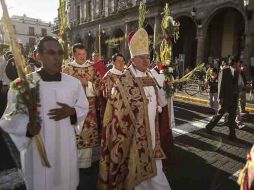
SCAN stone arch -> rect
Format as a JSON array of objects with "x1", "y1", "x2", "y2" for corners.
[
  {"x1": 145, "y1": 23, "x2": 154, "y2": 60},
  {"x1": 74, "y1": 33, "x2": 83, "y2": 44},
  {"x1": 173, "y1": 16, "x2": 197, "y2": 70},
  {"x1": 145, "y1": 23, "x2": 154, "y2": 36},
  {"x1": 202, "y1": 6, "x2": 245, "y2": 64},
  {"x1": 84, "y1": 32, "x2": 94, "y2": 59},
  {"x1": 110, "y1": 28, "x2": 125, "y2": 54},
  {"x1": 202, "y1": 3, "x2": 246, "y2": 32},
  {"x1": 101, "y1": 31, "x2": 108, "y2": 59}
]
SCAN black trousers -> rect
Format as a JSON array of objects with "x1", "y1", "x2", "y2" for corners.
[
  {"x1": 207, "y1": 95, "x2": 238, "y2": 135},
  {"x1": 0, "y1": 85, "x2": 8, "y2": 118},
  {"x1": 0, "y1": 129, "x2": 27, "y2": 189},
  {"x1": 77, "y1": 161, "x2": 99, "y2": 190}
]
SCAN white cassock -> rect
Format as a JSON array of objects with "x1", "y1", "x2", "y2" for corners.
[
  {"x1": 130, "y1": 65, "x2": 171, "y2": 190},
  {"x1": 0, "y1": 72, "x2": 89, "y2": 190}
]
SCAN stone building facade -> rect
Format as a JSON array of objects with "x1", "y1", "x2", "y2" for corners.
[
  {"x1": 54, "y1": 0, "x2": 254, "y2": 75},
  {"x1": 0, "y1": 15, "x2": 54, "y2": 54}
]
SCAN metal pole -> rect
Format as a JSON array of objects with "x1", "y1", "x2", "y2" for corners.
[
  {"x1": 98, "y1": 24, "x2": 101, "y2": 57},
  {"x1": 153, "y1": 23, "x2": 156, "y2": 50}
]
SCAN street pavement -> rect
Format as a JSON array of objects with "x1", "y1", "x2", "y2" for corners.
[
  {"x1": 78, "y1": 99, "x2": 253, "y2": 190},
  {"x1": 167, "y1": 101, "x2": 254, "y2": 190}
]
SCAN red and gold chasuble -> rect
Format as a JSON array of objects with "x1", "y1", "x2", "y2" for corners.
[
  {"x1": 98, "y1": 68, "x2": 169, "y2": 190},
  {"x1": 100, "y1": 69, "x2": 122, "y2": 115},
  {"x1": 101, "y1": 71, "x2": 121, "y2": 99},
  {"x1": 63, "y1": 62, "x2": 101, "y2": 148}
]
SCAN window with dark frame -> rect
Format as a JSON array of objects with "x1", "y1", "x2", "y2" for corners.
[
  {"x1": 41, "y1": 28, "x2": 47, "y2": 36},
  {"x1": 29, "y1": 27, "x2": 35, "y2": 36},
  {"x1": 29, "y1": 37, "x2": 36, "y2": 47}
]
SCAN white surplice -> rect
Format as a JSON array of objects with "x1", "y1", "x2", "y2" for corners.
[
  {"x1": 0, "y1": 72, "x2": 89, "y2": 190},
  {"x1": 129, "y1": 65, "x2": 171, "y2": 190}
]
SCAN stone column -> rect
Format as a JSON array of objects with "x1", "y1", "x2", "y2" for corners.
[
  {"x1": 107, "y1": 27, "x2": 114, "y2": 58},
  {"x1": 244, "y1": 32, "x2": 254, "y2": 78},
  {"x1": 196, "y1": 26, "x2": 206, "y2": 65},
  {"x1": 244, "y1": 22, "x2": 254, "y2": 68},
  {"x1": 98, "y1": 0, "x2": 103, "y2": 15},
  {"x1": 82, "y1": 1, "x2": 86, "y2": 21},
  {"x1": 91, "y1": 0, "x2": 96, "y2": 20},
  {"x1": 79, "y1": 2, "x2": 83, "y2": 23},
  {"x1": 242, "y1": 2, "x2": 254, "y2": 69},
  {"x1": 154, "y1": 15, "x2": 161, "y2": 52},
  {"x1": 105, "y1": 0, "x2": 109, "y2": 16},
  {"x1": 113, "y1": 0, "x2": 118, "y2": 11},
  {"x1": 96, "y1": 0, "x2": 100, "y2": 15},
  {"x1": 124, "y1": 22, "x2": 131, "y2": 60}
]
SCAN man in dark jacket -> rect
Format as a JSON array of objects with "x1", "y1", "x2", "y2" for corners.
[{"x1": 205, "y1": 57, "x2": 240, "y2": 140}]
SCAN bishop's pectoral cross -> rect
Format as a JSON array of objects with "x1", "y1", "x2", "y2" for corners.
[{"x1": 146, "y1": 93, "x2": 152, "y2": 102}]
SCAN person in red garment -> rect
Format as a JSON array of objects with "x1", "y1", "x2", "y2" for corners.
[
  {"x1": 91, "y1": 51, "x2": 108, "y2": 78},
  {"x1": 91, "y1": 51, "x2": 108, "y2": 137}
]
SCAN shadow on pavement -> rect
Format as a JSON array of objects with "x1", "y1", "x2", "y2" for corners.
[
  {"x1": 197, "y1": 129, "x2": 253, "y2": 150},
  {"x1": 239, "y1": 125, "x2": 254, "y2": 134},
  {"x1": 167, "y1": 144, "x2": 239, "y2": 190},
  {"x1": 176, "y1": 131, "x2": 247, "y2": 163}
]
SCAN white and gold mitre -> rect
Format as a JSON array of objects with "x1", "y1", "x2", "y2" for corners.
[{"x1": 128, "y1": 28, "x2": 149, "y2": 58}]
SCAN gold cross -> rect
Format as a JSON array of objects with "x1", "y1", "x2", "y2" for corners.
[{"x1": 146, "y1": 93, "x2": 152, "y2": 102}]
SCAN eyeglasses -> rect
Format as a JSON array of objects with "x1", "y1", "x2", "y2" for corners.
[{"x1": 44, "y1": 49, "x2": 64, "y2": 56}]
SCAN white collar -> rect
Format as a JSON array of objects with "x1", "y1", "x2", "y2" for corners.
[
  {"x1": 109, "y1": 66, "x2": 123, "y2": 75},
  {"x1": 69, "y1": 60, "x2": 91, "y2": 68},
  {"x1": 230, "y1": 66, "x2": 235, "y2": 71},
  {"x1": 230, "y1": 66, "x2": 235, "y2": 75}
]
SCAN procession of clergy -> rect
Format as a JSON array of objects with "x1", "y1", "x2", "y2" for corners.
[{"x1": 0, "y1": 25, "x2": 177, "y2": 190}]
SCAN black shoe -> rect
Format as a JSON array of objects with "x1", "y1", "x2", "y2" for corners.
[
  {"x1": 228, "y1": 134, "x2": 237, "y2": 141},
  {"x1": 226, "y1": 122, "x2": 238, "y2": 129},
  {"x1": 237, "y1": 123, "x2": 246, "y2": 129},
  {"x1": 205, "y1": 124, "x2": 213, "y2": 134},
  {"x1": 228, "y1": 135, "x2": 237, "y2": 141}
]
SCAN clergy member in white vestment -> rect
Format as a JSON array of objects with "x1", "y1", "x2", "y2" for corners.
[
  {"x1": 0, "y1": 36, "x2": 89, "y2": 190},
  {"x1": 100, "y1": 53, "x2": 126, "y2": 114}
]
